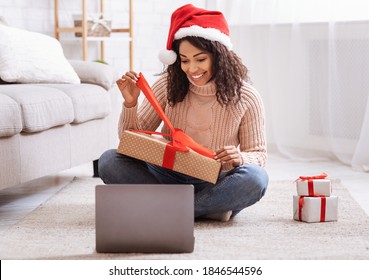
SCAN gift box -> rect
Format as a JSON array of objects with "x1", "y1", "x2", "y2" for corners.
[
  {"x1": 295, "y1": 173, "x2": 332, "y2": 197},
  {"x1": 293, "y1": 195, "x2": 338, "y2": 223},
  {"x1": 296, "y1": 179, "x2": 332, "y2": 197},
  {"x1": 117, "y1": 73, "x2": 222, "y2": 184},
  {"x1": 73, "y1": 14, "x2": 111, "y2": 37},
  {"x1": 118, "y1": 130, "x2": 221, "y2": 184}
]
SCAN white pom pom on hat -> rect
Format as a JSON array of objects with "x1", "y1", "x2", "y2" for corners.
[
  {"x1": 158, "y1": 49, "x2": 178, "y2": 65},
  {"x1": 158, "y1": 4, "x2": 233, "y2": 65}
]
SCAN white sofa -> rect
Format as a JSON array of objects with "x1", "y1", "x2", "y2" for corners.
[{"x1": 0, "y1": 60, "x2": 121, "y2": 190}]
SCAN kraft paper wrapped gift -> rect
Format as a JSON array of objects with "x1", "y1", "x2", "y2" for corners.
[
  {"x1": 293, "y1": 195, "x2": 338, "y2": 223},
  {"x1": 118, "y1": 130, "x2": 221, "y2": 184},
  {"x1": 296, "y1": 179, "x2": 332, "y2": 197}
]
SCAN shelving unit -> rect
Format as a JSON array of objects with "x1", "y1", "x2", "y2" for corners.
[{"x1": 54, "y1": 0, "x2": 133, "y2": 70}]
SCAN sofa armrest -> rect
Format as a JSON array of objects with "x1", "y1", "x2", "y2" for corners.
[{"x1": 69, "y1": 60, "x2": 115, "y2": 90}]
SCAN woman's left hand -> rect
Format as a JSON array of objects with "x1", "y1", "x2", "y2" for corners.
[{"x1": 214, "y1": 146, "x2": 243, "y2": 167}]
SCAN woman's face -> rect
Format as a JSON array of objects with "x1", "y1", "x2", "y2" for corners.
[{"x1": 179, "y1": 40, "x2": 213, "y2": 86}]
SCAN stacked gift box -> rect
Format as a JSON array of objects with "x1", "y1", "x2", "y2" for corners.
[{"x1": 293, "y1": 173, "x2": 338, "y2": 223}]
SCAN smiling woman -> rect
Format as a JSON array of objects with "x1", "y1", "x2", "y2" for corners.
[{"x1": 98, "y1": 4, "x2": 269, "y2": 223}]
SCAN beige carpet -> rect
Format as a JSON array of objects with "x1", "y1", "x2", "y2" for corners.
[{"x1": 0, "y1": 177, "x2": 369, "y2": 260}]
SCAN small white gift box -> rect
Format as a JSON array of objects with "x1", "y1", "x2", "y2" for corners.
[
  {"x1": 296, "y1": 179, "x2": 332, "y2": 197},
  {"x1": 293, "y1": 195, "x2": 338, "y2": 223}
]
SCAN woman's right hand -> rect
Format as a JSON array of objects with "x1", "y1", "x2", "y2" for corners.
[{"x1": 116, "y1": 71, "x2": 141, "y2": 108}]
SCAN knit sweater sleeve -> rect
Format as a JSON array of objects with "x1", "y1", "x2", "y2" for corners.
[
  {"x1": 238, "y1": 84, "x2": 267, "y2": 167},
  {"x1": 118, "y1": 75, "x2": 168, "y2": 139}
]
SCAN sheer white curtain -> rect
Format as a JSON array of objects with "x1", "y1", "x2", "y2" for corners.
[{"x1": 211, "y1": 0, "x2": 369, "y2": 172}]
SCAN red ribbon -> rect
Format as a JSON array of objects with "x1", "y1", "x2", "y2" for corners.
[
  {"x1": 296, "y1": 173, "x2": 328, "y2": 196},
  {"x1": 162, "y1": 144, "x2": 176, "y2": 170},
  {"x1": 297, "y1": 173, "x2": 328, "y2": 181},
  {"x1": 298, "y1": 196, "x2": 326, "y2": 222},
  {"x1": 298, "y1": 197, "x2": 304, "y2": 221},
  {"x1": 320, "y1": 197, "x2": 326, "y2": 222},
  {"x1": 134, "y1": 73, "x2": 215, "y2": 169}
]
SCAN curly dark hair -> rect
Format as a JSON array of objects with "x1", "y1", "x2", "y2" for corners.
[{"x1": 165, "y1": 36, "x2": 249, "y2": 106}]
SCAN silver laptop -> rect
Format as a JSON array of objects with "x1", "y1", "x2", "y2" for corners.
[{"x1": 95, "y1": 184, "x2": 194, "y2": 253}]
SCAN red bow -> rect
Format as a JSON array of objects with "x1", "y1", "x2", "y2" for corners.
[
  {"x1": 135, "y1": 73, "x2": 215, "y2": 169},
  {"x1": 296, "y1": 172, "x2": 328, "y2": 181}
]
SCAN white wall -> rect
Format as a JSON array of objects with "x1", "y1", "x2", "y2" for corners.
[{"x1": 0, "y1": 0, "x2": 206, "y2": 82}]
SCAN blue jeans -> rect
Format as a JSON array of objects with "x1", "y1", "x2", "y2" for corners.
[{"x1": 98, "y1": 149, "x2": 269, "y2": 218}]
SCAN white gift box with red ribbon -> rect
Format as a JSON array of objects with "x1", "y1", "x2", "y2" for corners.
[
  {"x1": 296, "y1": 179, "x2": 332, "y2": 197},
  {"x1": 295, "y1": 172, "x2": 332, "y2": 197},
  {"x1": 293, "y1": 195, "x2": 338, "y2": 223}
]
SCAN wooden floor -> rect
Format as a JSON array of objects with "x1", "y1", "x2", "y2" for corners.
[{"x1": 1, "y1": 153, "x2": 368, "y2": 233}]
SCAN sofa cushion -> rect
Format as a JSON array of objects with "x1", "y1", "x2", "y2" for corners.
[
  {"x1": 69, "y1": 60, "x2": 115, "y2": 91},
  {"x1": 0, "y1": 24, "x2": 80, "y2": 84},
  {"x1": 0, "y1": 93, "x2": 22, "y2": 137},
  {"x1": 36, "y1": 84, "x2": 112, "y2": 124},
  {"x1": 0, "y1": 85, "x2": 74, "y2": 133}
]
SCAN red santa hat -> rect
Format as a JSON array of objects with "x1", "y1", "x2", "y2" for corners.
[{"x1": 158, "y1": 4, "x2": 233, "y2": 65}]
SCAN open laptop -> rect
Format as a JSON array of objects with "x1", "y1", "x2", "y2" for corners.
[{"x1": 95, "y1": 184, "x2": 194, "y2": 253}]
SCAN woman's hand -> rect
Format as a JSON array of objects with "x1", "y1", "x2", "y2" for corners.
[
  {"x1": 214, "y1": 145, "x2": 243, "y2": 167},
  {"x1": 116, "y1": 71, "x2": 141, "y2": 108}
]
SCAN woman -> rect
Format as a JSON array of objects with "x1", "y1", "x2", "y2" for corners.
[{"x1": 98, "y1": 4, "x2": 268, "y2": 222}]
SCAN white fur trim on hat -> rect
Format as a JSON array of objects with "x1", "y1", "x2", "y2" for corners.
[
  {"x1": 174, "y1": 25, "x2": 233, "y2": 50},
  {"x1": 158, "y1": 49, "x2": 177, "y2": 65}
]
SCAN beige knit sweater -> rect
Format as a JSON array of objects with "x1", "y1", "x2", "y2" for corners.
[{"x1": 118, "y1": 75, "x2": 267, "y2": 169}]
